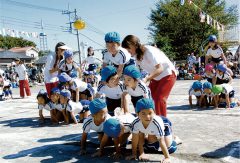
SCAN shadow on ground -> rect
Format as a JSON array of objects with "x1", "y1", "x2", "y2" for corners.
[{"x1": 201, "y1": 141, "x2": 240, "y2": 159}]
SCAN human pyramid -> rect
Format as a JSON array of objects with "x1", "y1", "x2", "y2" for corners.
[{"x1": 36, "y1": 32, "x2": 181, "y2": 162}]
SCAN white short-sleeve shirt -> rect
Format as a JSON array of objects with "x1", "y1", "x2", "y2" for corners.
[
  {"x1": 189, "y1": 88, "x2": 202, "y2": 97},
  {"x1": 115, "y1": 113, "x2": 136, "y2": 133},
  {"x1": 15, "y1": 64, "x2": 27, "y2": 80},
  {"x1": 38, "y1": 102, "x2": 53, "y2": 111},
  {"x1": 83, "y1": 114, "x2": 111, "y2": 133},
  {"x1": 206, "y1": 46, "x2": 223, "y2": 58},
  {"x1": 102, "y1": 47, "x2": 131, "y2": 66},
  {"x1": 124, "y1": 80, "x2": 150, "y2": 98},
  {"x1": 216, "y1": 72, "x2": 231, "y2": 81},
  {"x1": 84, "y1": 56, "x2": 99, "y2": 65},
  {"x1": 221, "y1": 84, "x2": 233, "y2": 94},
  {"x1": 71, "y1": 79, "x2": 88, "y2": 92},
  {"x1": 62, "y1": 100, "x2": 83, "y2": 113},
  {"x1": 58, "y1": 60, "x2": 79, "y2": 72},
  {"x1": 97, "y1": 82, "x2": 124, "y2": 99},
  {"x1": 44, "y1": 53, "x2": 59, "y2": 83},
  {"x1": 131, "y1": 115, "x2": 165, "y2": 139},
  {"x1": 138, "y1": 46, "x2": 176, "y2": 81},
  {"x1": 52, "y1": 103, "x2": 64, "y2": 111}
]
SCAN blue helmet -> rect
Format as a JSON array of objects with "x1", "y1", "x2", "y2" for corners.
[
  {"x1": 217, "y1": 64, "x2": 227, "y2": 73},
  {"x1": 203, "y1": 82, "x2": 212, "y2": 89},
  {"x1": 208, "y1": 35, "x2": 217, "y2": 42},
  {"x1": 64, "y1": 50, "x2": 73, "y2": 59},
  {"x1": 192, "y1": 81, "x2": 202, "y2": 90},
  {"x1": 105, "y1": 32, "x2": 120, "y2": 43}
]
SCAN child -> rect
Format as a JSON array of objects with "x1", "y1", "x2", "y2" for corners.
[
  {"x1": 0, "y1": 75, "x2": 13, "y2": 100},
  {"x1": 127, "y1": 98, "x2": 175, "y2": 162},
  {"x1": 58, "y1": 50, "x2": 82, "y2": 78},
  {"x1": 122, "y1": 65, "x2": 151, "y2": 112},
  {"x1": 188, "y1": 81, "x2": 203, "y2": 108},
  {"x1": 201, "y1": 64, "x2": 215, "y2": 83},
  {"x1": 199, "y1": 82, "x2": 214, "y2": 108},
  {"x1": 212, "y1": 84, "x2": 235, "y2": 109},
  {"x1": 213, "y1": 64, "x2": 232, "y2": 85},
  {"x1": 102, "y1": 32, "x2": 134, "y2": 77},
  {"x1": 96, "y1": 66, "x2": 124, "y2": 116},
  {"x1": 92, "y1": 113, "x2": 136, "y2": 159},
  {"x1": 79, "y1": 99, "x2": 91, "y2": 123},
  {"x1": 37, "y1": 89, "x2": 58, "y2": 124},
  {"x1": 58, "y1": 72, "x2": 95, "y2": 101},
  {"x1": 59, "y1": 89, "x2": 83, "y2": 124},
  {"x1": 14, "y1": 58, "x2": 31, "y2": 98},
  {"x1": 80, "y1": 98, "x2": 111, "y2": 156}
]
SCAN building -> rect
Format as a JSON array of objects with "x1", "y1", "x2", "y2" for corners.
[{"x1": 9, "y1": 46, "x2": 39, "y2": 59}]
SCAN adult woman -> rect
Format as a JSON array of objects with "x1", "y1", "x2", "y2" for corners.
[
  {"x1": 14, "y1": 58, "x2": 31, "y2": 98},
  {"x1": 44, "y1": 42, "x2": 68, "y2": 96},
  {"x1": 122, "y1": 35, "x2": 176, "y2": 117},
  {"x1": 205, "y1": 35, "x2": 227, "y2": 65}
]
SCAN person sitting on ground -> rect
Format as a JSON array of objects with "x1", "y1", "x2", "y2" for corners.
[{"x1": 79, "y1": 98, "x2": 111, "y2": 156}]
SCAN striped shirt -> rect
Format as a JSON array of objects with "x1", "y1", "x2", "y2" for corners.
[
  {"x1": 124, "y1": 80, "x2": 151, "y2": 98},
  {"x1": 97, "y1": 82, "x2": 124, "y2": 99}
]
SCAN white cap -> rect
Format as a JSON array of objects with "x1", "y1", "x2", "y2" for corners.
[{"x1": 58, "y1": 45, "x2": 71, "y2": 50}]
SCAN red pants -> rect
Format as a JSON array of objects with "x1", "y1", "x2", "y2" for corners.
[
  {"x1": 19, "y1": 80, "x2": 31, "y2": 97},
  {"x1": 149, "y1": 72, "x2": 176, "y2": 117},
  {"x1": 45, "y1": 82, "x2": 58, "y2": 97}
]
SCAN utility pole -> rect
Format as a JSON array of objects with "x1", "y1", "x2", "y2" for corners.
[{"x1": 62, "y1": 7, "x2": 82, "y2": 64}]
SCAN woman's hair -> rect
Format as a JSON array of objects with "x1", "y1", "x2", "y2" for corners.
[
  {"x1": 53, "y1": 42, "x2": 65, "y2": 68},
  {"x1": 122, "y1": 35, "x2": 144, "y2": 61},
  {"x1": 87, "y1": 46, "x2": 94, "y2": 56}
]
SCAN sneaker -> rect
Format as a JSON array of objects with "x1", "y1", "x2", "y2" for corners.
[{"x1": 174, "y1": 136, "x2": 183, "y2": 145}]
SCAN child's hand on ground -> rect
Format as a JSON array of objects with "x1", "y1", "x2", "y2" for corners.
[
  {"x1": 125, "y1": 154, "x2": 137, "y2": 160},
  {"x1": 91, "y1": 150, "x2": 103, "y2": 157},
  {"x1": 161, "y1": 158, "x2": 171, "y2": 163},
  {"x1": 139, "y1": 153, "x2": 149, "y2": 161}
]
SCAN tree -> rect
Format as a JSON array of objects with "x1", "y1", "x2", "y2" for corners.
[
  {"x1": 0, "y1": 35, "x2": 36, "y2": 49},
  {"x1": 149, "y1": 0, "x2": 239, "y2": 60}
]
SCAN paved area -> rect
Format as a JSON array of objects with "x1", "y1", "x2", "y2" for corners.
[{"x1": 0, "y1": 80, "x2": 239, "y2": 163}]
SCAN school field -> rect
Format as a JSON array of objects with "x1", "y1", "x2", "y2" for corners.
[{"x1": 0, "y1": 79, "x2": 239, "y2": 163}]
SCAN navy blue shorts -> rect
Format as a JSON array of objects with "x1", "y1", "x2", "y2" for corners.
[{"x1": 144, "y1": 140, "x2": 177, "y2": 154}]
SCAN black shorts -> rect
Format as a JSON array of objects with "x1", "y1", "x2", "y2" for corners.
[
  {"x1": 219, "y1": 90, "x2": 235, "y2": 99},
  {"x1": 106, "y1": 97, "x2": 121, "y2": 116},
  {"x1": 131, "y1": 95, "x2": 144, "y2": 109},
  {"x1": 211, "y1": 57, "x2": 223, "y2": 63}
]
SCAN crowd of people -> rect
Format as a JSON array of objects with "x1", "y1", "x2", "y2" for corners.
[{"x1": 0, "y1": 33, "x2": 239, "y2": 162}]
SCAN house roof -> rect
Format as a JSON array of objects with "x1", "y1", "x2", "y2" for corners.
[
  {"x1": 0, "y1": 51, "x2": 34, "y2": 59},
  {"x1": 9, "y1": 46, "x2": 39, "y2": 53},
  {"x1": 34, "y1": 55, "x2": 48, "y2": 64}
]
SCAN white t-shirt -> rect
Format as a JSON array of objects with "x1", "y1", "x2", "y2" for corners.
[
  {"x1": 15, "y1": 64, "x2": 27, "y2": 80},
  {"x1": 71, "y1": 78, "x2": 88, "y2": 92},
  {"x1": 44, "y1": 53, "x2": 59, "y2": 83},
  {"x1": 83, "y1": 114, "x2": 111, "y2": 133},
  {"x1": 206, "y1": 46, "x2": 223, "y2": 58},
  {"x1": 102, "y1": 47, "x2": 131, "y2": 66},
  {"x1": 58, "y1": 59, "x2": 79, "y2": 72},
  {"x1": 52, "y1": 103, "x2": 64, "y2": 111},
  {"x1": 38, "y1": 102, "x2": 53, "y2": 111},
  {"x1": 62, "y1": 100, "x2": 83, "y2": 113},
  {"x1": 203, "y1": 92, "x2": 215, "y2": 97},
  {"x1": 131, "y1": 115, "x2": 165, "y2": 139},
  {"x1": 124, "y1": 80, "x2": 150, "y2": 98},
  {"x1": 189, "y1": 88, "x2": 202, "y2": 97},
  {"x1": 202, "y1": 72, "x2": 215, "y2": 79},
  {"x1": 115, "y1": 113, "x2": 136, "y2": 133},
  {"x1": 84, "y1": 56, "x2": 99, "y2": 65},
  {"x1": 97, "y1": 82, "x2": 124, "y2": 99},
  {"x1": 216, "y1": 72, "x2": 231, "y2": 80},
  {"x1": 221, "y1": 84, "x2": 233, "y2": 94},
  {"x1": 138, "y1": 46, "x2": 176, "y2": 81}
]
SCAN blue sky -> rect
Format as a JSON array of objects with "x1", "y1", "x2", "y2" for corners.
[{"x1": 0, "y1": 0, "x2": 239, "y2": 52}]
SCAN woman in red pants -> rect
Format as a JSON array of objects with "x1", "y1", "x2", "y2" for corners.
[
  {"x1": 122, "y1": 35, "x2": 176, "y2": 117},
  {"x1": 14, "y1": 58, "x2": 31, "y2": 98}
]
